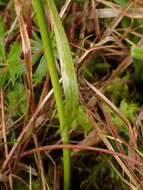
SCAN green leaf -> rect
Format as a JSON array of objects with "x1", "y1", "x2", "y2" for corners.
[
  {"x1": 107, "y1": 77, "x2": 129, "y2": 104},
  {"x1": 74, "y1": 106, "x2": 92, "y2": 134},
  {"x1": 33, "y1": 55, "x2": 47, "y2": 83},
  {"x1": 0, "y1": 72, "x2": 8, "y2": 88},
  {"x1": 113, "y1": 0, "x2": 128, "y2": 5},
  {"x1": 110, "y1": 100, "x2": 138, "y2": 129},
  {"x1": 0, "y1": 0, "x2": 9, "y2": 6},
  {"x1": 32, "y1": 180, "x2": 41, "y2": 190},
  {"x1": 0, "y1": 16, "x2": 5, "y2": 38},
  {"x1": 119, "y1": 100, "x2": 138, "y2": 122},
  {"x1": 0, "y1": 1, "x2": 5, "y2": 5},
  {"x1": 131, "y1": 45, "x2": 143, "y2": 60},
  {"x1": 0, "y1": 16, "x2": 6, "y2": 60},
  {"x1": 7, "y1": 83, "x2": 27, "y2": 117},
  {"x1": 132, "y1": 59, "x2": 143, "y2": 82},
  {"x1": 54, "y1": 0, "x2": 65, "y2": 7},
  {"x1": 7, "y1": 42, "x2": 21, "y2": 86},
  {"x1": 0, "y1": 41, "x2": 5, "y2": 61},
  {"x1": 73, "y1": 0, "x2": 86, "y2": 3},
  {"x1": 31, "y1": 39, "x2": 43, "y2": 53},
  {"x1": 47, "y1": 0, "x2": 79, "y2": 126}
]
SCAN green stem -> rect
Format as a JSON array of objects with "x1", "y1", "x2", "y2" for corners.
[
  {"x1": 62, "y1": 129, "x2": 71, "y2": 190},
  {"x1": 32, "y1": 0, "x2": 64, "y2": 126},
  {"x1": 32, "y1": 1, "x2": 71, "y2": 189}
]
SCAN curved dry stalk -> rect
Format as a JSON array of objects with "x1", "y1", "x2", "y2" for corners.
[{"x1": 18, "y1": 144, "x2": 143, "y2": 168}]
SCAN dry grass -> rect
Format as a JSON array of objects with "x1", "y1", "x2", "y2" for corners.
[{"x1": 1, "y1": 0, "x2": 143, "y2": 189}]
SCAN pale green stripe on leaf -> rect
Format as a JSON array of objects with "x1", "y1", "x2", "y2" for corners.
[{"x1": 46, "y1": 0, "x2": 79, "y2": 126}]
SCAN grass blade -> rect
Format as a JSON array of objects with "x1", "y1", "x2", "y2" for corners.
[
  {"x1": 32, "y1": 0, "x2": 79, "y2": 189},
  {"x1": 46, "y1": 2, "x2": 79, "y2": 189},
  {"x1": 46, "y1": 0, "x2": 79, "y2": 126}
]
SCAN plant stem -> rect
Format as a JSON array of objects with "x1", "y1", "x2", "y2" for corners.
[
  {"x1": 32, "y1": 0, "x2": 71, "y2": 189},
  {"x1": 32, "y1": 0, "x2": 64, "y2": 125}
]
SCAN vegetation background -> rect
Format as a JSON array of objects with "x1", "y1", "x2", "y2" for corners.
[{"x1": 1, "y1": 0, "x2": 143, "y2": 189}]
